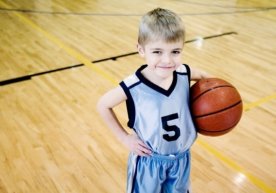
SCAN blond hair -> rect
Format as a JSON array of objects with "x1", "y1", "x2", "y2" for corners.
[{"x1": 138, "y1": 8, "x2": 185, "y2": 46}]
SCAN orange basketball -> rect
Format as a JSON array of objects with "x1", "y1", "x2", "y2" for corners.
[{"x1": 190, "y1": 78, "x2": 243, "y2": 136}]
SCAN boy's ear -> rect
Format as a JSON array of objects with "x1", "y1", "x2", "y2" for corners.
[{"x1": 137, "y1": 44, "x2": 145, "y2": 57}]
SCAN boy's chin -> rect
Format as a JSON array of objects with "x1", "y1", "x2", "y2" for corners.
[{"x1": 155, "y1": 69, "x2": 174, "y2": 78}]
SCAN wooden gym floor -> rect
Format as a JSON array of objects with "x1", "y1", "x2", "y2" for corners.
[{"x1": 0, "y1": 0, "x2": 275, "y2": 192}]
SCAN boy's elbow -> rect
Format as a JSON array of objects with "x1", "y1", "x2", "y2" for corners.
[
  {"x1": 192, "y1": 70, "x2": 213, "y2": 81},
  {"x1": 97, "y1": 87, "x2": 126, "y2": 114},
  {"x1": 97, "y1": 97, "x2": 106, "y2": 114},
  {"x1": 97, "y1": 96, "x2": 113, "y2": 116}
]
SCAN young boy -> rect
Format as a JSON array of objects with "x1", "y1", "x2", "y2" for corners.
[{"x1": 97, "y1": 8, "x2": 210, "y2": 193}]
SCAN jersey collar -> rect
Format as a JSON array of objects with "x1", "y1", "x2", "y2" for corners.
[{"x1": 135, "y1": 65, "x2": 177, "y2": 97}]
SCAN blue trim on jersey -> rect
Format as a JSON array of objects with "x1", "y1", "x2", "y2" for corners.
[
  {"x1": 135, "y1": 65, "x2": 177, "y2": 97},
  {"x1": 128, "y1": 81, "x2": 141, "y2": 90},
  {"x1": 183, "y1": 64, "x2": 191, "y2": 86},
  {"x1": 120, "y1": 81, "x2": 136, "y2": 128}
]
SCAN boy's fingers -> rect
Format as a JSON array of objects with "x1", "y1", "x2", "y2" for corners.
[
  {"x1": 138, "y1": 141, "x2": 149, "y2": 149},
  {"x1": 136, "y1": 139, "x2": 152, "y2": 155},
  {"x1": 139, "y1": 146, "x2": 151, "y2": 155},
  {"x1": 138, "y1": 150, "x2": 150, "y2": 157}
]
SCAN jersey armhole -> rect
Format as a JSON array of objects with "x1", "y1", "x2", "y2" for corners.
[
  {"x1": 119, "y1": 81, "x2": 135, "y2": 128},
  {"x1": 183, "y1": 64, "x2": 191, "y2": 86},
  {"x1": 177, "y1": 64, "x2": 191, "y2": 86}
]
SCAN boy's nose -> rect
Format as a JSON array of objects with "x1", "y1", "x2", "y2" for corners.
[{"x1": 162, "y1": 54, "x2": 172, "y2": 64}]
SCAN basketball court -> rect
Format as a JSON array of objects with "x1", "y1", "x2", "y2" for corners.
[{"x1": 0, "y1": 0, "x2": 275, "y2": 192}]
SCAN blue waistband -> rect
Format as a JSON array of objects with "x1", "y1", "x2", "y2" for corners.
[{"x1": 149, "y1": 149, "x2": 190, "y2": 161}]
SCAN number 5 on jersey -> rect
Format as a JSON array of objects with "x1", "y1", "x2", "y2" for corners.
[{"x1": 161, "y1": 113, "x2": 180, "y2": 142}]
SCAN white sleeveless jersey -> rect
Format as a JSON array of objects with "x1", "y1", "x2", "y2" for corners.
[{"x1": 120, "y1": 64, "x2": 197, "y2": 155}]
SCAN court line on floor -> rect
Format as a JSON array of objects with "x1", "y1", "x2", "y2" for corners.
[
  {"x1": 0, "y1": 64, "x2": 84, "y2": 86},
  {"x1": 3, "y1": 1, "x2": 275, "y2": 192},
  {"x1": 243, "y1": 93, "x2": 276, "y2": 111},
  {"x1": 0, "y1": 1, "x2": 118, "y2": 86},
  {"x1": 197, "y1": 139, "x2": 276, "y2": 193},
  {"x1": 197, "y1": 92, "x2": 276, "y2": 193},
  {"x1": 0, "y1": 32, "x2": 237, "y2": 86},
  {"x1": 92, "y1": 32, "x2": 237, "y2": 63}
]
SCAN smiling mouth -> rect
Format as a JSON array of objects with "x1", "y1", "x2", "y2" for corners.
[{"x1": 157, "y1": 66, "x2": 175, "y2": 69}]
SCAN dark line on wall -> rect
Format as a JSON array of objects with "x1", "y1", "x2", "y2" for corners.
[
  {"x1": 179, "y1": 7, "x2": 276, "y2": 16},
  {"x1": 0, "y1": 7, "x2": 275, "y2": 16},
  {"x1": 0, "y1": 7, "x2": 142, "y2": 16},
  {"x1": 174, "y1": 0, "x2": 275, "y2": 9}
]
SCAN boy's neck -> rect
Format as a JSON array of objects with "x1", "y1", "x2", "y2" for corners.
[{"x1": 141, "y1": 67, "x2": 174, "y2": 90}]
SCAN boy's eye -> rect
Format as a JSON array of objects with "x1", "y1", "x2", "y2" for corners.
[
  {"x1": 172, "y1": 50, "x2": 181, "y2": 54},
  {"x1": 152, "y1": 51, "x2": 161, "y2": 54}
]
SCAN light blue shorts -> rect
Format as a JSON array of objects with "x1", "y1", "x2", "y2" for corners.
[{"x1": 127, "y1": 150, "x2": 191, "y2": 193}]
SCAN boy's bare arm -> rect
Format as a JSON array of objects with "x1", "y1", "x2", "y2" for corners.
[
  {"x1": 190, "y1": 67, "x2": 212, "y2": 81},
  {"x1": 97, "y1": 86, "x2": 151, "y2": 156},
  {"x1": 97, "y1": 86, "x2": 128, "y2": 141}
]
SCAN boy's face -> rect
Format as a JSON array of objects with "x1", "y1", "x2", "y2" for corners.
[{"x1": 138, "y1": 40, "x2": 183, "y2": 78}]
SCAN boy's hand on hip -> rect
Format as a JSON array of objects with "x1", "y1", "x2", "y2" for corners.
[{"x1": 123, "y1": 133, "x2": 152, "y2": 156}]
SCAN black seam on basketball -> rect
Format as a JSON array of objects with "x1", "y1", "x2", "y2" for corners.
[
  {"x1": 197, "y1": 117, "x2": 240, "y2": 133},
  {"x1": 191, "y1": 85, "x2": 234, "y2": 102},
  {"x1": 197, "y1": 125, "x2": 233, "y2": 133},
  {"x1": 194, "y1": 100, "x2": 242, "y2": 118}
]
